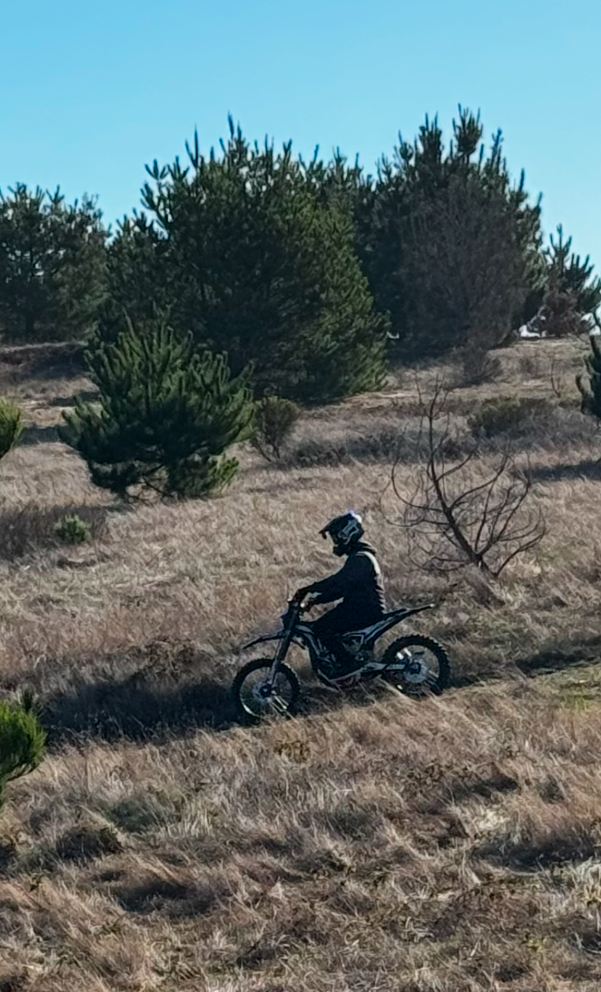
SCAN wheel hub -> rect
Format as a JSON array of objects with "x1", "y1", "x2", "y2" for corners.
[{"x1": 401, "y1": 652, "x2": 429, "y2": 684}]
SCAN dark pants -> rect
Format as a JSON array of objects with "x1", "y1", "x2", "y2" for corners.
[{"x1": 310, "y1": 605, "x2": 381, "y2": 673}]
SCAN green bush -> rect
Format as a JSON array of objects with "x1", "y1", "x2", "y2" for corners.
[
  {"x1": 0, "y1": 696, "x2": 45, "y2": 807},
  {"x1": 62, "y1": 315, "x2": 254, "y2": 499},
  {"x1": 54, "y1": 513, "x2": 92, "y2": 545},
  {"x1": 0, "y1": 398, "x2": 23, "y2": 461},
  {"x1": 251, "y1": 396, "x2": 300, "y2": 461},
  {"x1": 468, "y1": 396, "x2": 552, "y2": 438}
]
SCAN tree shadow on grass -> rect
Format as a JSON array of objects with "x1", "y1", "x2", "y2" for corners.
[
  {"x1": 46, "y1": 388, "x2": 98, "y2": 409},
  {"x1": 515, "y1": 632, "x2": 601, "y2": 676},
  {"x1": 20, "y1": 423, "x2": 61, "y2": 446},
  {"x1": 39, "y1": 664, "x2": 237, "y2": 748},
  {"x1": 529, "y1": 457, "x2": 601, "y2": 484},
  {"x1": 0, "y1": 342, "x2": 86, "y2": 381},
  {"x1": 0, "y1": 503, "x2": 109, "y2": 560}
]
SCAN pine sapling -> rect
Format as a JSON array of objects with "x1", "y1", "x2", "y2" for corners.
[
  {"x1": 61, "y1": 315, "x2": 254, "y2": 499},
  {"x1": 0, "y1": 697, "x2": 45, "y2": 809}
]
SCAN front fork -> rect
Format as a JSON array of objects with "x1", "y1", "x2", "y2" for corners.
[{"x1": 267, "y1": 628, "x2": 293, "y2": 683}]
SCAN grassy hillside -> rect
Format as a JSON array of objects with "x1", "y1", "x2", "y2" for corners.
[{"x1": 0, "y1": 338, "x2": 601, "y2": 990}]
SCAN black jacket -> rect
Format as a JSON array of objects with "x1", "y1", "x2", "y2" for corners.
[{"x1": 305, "y1": 542, "x2": 386, "y2": 624}]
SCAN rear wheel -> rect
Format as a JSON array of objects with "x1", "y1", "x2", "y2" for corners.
[
  {"x1": 232, "y1": 657, "x2": 301, "y2": 723},
  {"x1": 380, "y1": 635, "x2": 450, "y2": 697}
]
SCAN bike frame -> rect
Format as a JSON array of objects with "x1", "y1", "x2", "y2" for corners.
[{"x1": 241, "y1": 601, "x2": 435, "y2": 685}]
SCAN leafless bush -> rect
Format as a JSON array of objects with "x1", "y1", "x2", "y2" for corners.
[
  {"x1": 549, "y1": 355, "x2": 565, "y2": 399},
  {"x1": 388, "y1": 381, "x2": 545, "y2": 577},
  {"x1": 454, "y1": 345, "x2": 502, "y2": 387}
]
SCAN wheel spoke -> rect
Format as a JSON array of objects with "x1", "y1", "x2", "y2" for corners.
[
  {"x1": 235, "y1": 662, "x2": 298, "y2": 720},
  {"x1": 382, "y1": 638, "x2": 448, "y2": 697}
]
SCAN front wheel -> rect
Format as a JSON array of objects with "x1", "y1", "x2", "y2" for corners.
[
  {"x1": 232, "y1": 657, "x2": 301, "y2": 724},
  {"x1": 380, "y1": 635, "x2": 450, "y2": 697}
]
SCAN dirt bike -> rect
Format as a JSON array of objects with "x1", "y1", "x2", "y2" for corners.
[{"x1": 232, "y1": 598, "x2": 450, "y2": 722}]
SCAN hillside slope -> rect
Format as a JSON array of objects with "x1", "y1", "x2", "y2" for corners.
[{"x1": 0, "y1": 338, "x2": 600, "y2": 990}]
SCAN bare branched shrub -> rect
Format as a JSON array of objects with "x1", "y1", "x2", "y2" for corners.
[
  {"x1": 389, "y1": 381, "x2": 545, "y2": 577},
  {"x1": 549, "y1": 356, "x2": 565, "y2": 400},
  {"x1": 251, "y1": 396, "x2": 300, "y2": 462}
]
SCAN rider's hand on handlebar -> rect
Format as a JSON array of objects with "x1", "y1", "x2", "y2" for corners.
[{"x1": 292, "y1": 589, "x2": 316, "y2": 611}]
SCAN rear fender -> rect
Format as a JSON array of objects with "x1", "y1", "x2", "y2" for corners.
[{"x1": 364, "y1": 603, "x2": 436, "y2": 646}]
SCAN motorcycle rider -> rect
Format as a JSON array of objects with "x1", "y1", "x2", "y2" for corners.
[{"x1": 294, "y1": 511, "x2": 386, "y2": 676}]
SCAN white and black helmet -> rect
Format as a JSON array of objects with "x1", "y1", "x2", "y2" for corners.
[{"x1": 320, "y1": 511, "x2": 364, "y2": 557}]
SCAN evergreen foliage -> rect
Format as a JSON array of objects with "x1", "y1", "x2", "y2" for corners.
[
  {"x1": 0, "y1": 696, "x2": 45, "y2": 808},
  {"x1": 62, "y1": 315, "x2": 254, "y2": 499},
  {"x1": 545, "y1": 226, "x2": 601, "y2": 320},
  {"x1": 54, "y1": 514, "x2": 92, "y2": 545},
  {"x1": 0, "y1": 398, "x2": 23, "y2": 461},
  {"x1": 2, "y1": 113, "x2": 598, "y2": 379},
  {"x1": 357, "y1": 109, "x2": 544, "y2": 358},
  {"x1": 104, "y1": 121, "x2": 388, "y2": 403},
  {"x1": 577, "y1": 334, "x2": 601, "y2": 421},
  {"x1": 0, "y1": 185, "x2": 107, "y2": 342}
]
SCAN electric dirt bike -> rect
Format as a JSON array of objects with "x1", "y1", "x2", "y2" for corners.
[{"x1": 232, "y1": 598, "x2": 450, "y2": 722}]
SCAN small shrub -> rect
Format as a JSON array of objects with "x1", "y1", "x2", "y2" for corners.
[
  {"x1": 0, "y1": 399, "x2": 23, "y2": 461},
  {"x1": 0, "y1": 699, "x2": 45, "y2": 807},
  {"x1": 577, "y1": 333, "x2": 601, "y2": 422},
  {"x1": 251, "y1": 396, "x2": 300, "y2": 461},
  {"x1": 54, "y1": 513, "x2": 92, "y2": 545},
  {"x1": 455, "y1": 346, "x2": 502, "y2": 388},
  {"x1": 468, "y1": 397, "x2": 552, "y2": 438},
  {"x1": 531, "y1": 287, "x2": 592, "y2": 339}
]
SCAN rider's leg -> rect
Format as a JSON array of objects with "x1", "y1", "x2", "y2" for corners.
[{"x1": 310, "y1": 608, "x2": 359, "y2": 674}]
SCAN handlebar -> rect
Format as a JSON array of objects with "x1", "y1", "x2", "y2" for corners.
[{"x1": 287, "y1": 596, "x2": 315, "y2": 613}]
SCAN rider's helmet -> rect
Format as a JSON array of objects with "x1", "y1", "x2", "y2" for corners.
[{"x1": 320, "y1": 511, "x2": 364, "y2": 557}]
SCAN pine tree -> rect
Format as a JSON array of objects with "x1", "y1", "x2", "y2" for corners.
[
  {"x1": 577, "y1": 334, "x2": 601, "y2": 421},
  {"x1": 105, "y1": 120, "x2": 388, "y2": 404},
  {"x1": 62, "y1": 316, "x2": 254, "y2": 499},
  {"x1": 358, "y1": 109, "x2": 544, "y2": 358},
  {"x1": 543, "y1": 226, "x2": 601, "y2": 326},
  {"x1": 99, "y1": 214, "x2": 170, "y2": 343},
  {"x1": 0, "y1": 185, "x2": 107, "y2": 342}
]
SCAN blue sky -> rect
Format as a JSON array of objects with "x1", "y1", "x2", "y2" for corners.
[{"x1": 1, "y1": 0, "x2": 599, "y2": 266}]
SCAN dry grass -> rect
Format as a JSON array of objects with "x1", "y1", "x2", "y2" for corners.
[{"x1": 0, "y1": 337, "x2": 600, "y2": 989}]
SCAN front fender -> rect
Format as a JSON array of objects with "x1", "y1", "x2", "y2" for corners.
[{"x1": 240, "y1": 630, "x2": 284, "y2": 652}]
